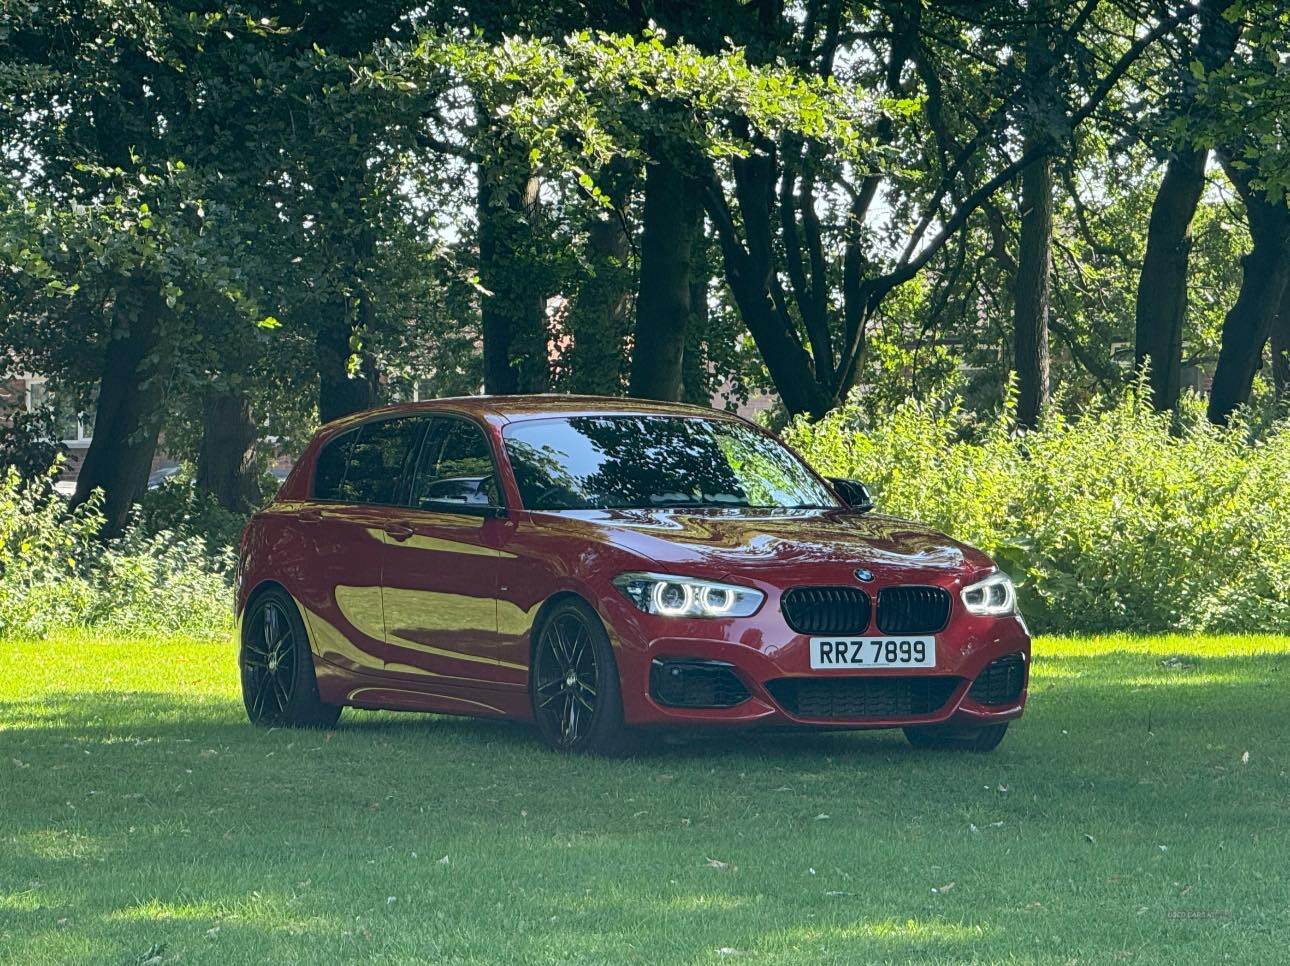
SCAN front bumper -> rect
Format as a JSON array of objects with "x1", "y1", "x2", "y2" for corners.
[{"x1": 606, "y1": 598, "x2": 1031, "y2": 730}]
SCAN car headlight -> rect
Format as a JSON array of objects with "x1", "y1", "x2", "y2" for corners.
[
  {"x1": 960, "y1": 571, "x2": 1017, "y2": 616},
  {"x1": 612, "y1": 573, "x2": 765, "y2": 618}
]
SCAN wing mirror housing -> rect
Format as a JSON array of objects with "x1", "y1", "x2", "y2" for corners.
[{"x1": 826, "y1": 477, "x2": 875, "y2": 513}]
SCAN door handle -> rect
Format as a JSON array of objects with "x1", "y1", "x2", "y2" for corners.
[
  {"x1": 384, "y1": 524, "x2": 414, "y2": 542},
  {"x1": 297, "y1": 509, "x2": 323, "y2": 523}
]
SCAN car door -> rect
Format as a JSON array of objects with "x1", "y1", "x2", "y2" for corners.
[
  {"x1": 293, "y1": 415, "x2": 425, "y2": 676},
  {"x1": 380, "y1": 415, "x2": 505, "y2": 686}
]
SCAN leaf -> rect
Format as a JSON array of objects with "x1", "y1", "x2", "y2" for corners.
[{"x1": 705, "y1": 857, "x2": 729, "y2": 869}]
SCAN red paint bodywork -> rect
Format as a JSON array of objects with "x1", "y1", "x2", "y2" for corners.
[{"x1": 237, "y1": 396, "x2": 1030, "y2": 731}]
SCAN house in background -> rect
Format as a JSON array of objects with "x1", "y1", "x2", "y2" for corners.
[{"x1": 0, "y1": 372, "x2": 176, "y2": 495}]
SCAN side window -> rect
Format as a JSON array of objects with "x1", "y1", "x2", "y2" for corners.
[
  {"x1": 313, "y1": 429, "x2": 357, "y2": 501},
  {"x1": 409, "y1": 418, "x2": 500, "y2": 510},
  {"x1": 337, "y1": 417, "x2": 426, "y2": 505}
]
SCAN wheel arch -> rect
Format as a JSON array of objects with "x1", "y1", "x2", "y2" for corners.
[{"x1": 528, "y1": 590, "x2": 600, "y2": 667}]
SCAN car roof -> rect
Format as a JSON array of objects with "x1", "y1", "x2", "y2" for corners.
[{"x1": 319, "y1": 394, "x2": 745, "y2": 432}]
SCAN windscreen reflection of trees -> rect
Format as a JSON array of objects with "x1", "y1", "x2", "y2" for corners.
[{"x1": 504, "y1": 417, "x2": 837, "y2": 511}]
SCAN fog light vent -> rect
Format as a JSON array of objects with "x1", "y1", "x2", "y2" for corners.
[
  {"x1": 650, "y1": 659, "x2": 750, "y2": 708},
  {"x1": 968, "y1": 652, "x2": 1027, "y2": 706}
]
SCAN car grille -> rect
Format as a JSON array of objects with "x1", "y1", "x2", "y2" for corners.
[
  {"x1": 650, "y1": 659, "x2": 750, "y2": 708},
  {"x1": 876, "y1": 586, "x2": 952, "y2": 634},
  {"x1": 968, "y1": 653, "x2": 1027, "y2": 706},
  {"x1": 780, "y1": 587, "x2": 871, "y2": 635},
  {"x1": 765, "y1": 676, "x2": 960, "y2": 720}
]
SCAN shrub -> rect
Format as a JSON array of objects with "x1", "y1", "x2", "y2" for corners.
[
  {"x1": 0, "y1": 406, "x2": 67, "y2": 485},
  {"x1": 0, "y1": 467, "x2": 234, "y2": 640},
  {"x1": 132, "y1": 467, "x2": 250, "y2": 555},
  {"x1": 785, "y1": 389, "x2": 1290, "y2": 634}
]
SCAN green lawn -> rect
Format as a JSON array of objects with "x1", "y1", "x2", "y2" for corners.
[{"x1": 1, "y1": 633, "x2": 1287, "y2": 964}]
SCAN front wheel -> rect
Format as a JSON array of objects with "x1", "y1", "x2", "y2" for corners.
[
  {"x1": 240, "y1": 588, "x2": 341, "y2": 729},
  {"x1": 903, "y1": 722, "x2": 1009, "y2": 752},
  {"x1": 530, "y1": 599, "x2": 631, "y2": 754}
]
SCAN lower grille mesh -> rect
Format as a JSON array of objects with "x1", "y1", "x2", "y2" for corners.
[
  {"x1": 968, "y1": 653, "x2": 1027, "y2": 705},
  {"x1": 650, "y1": 660, "x2": 750, "y2": 708},
  {"x1": 765, "y1": 676, "x2": 960, "y2": 720}
]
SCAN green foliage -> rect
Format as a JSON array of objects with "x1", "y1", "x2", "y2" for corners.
[
  {"x1": 131, "y1": 469, "x2": 250, "y2": 556},
  {"x1": 0, "y1": 469, "x2": 232, "y2": 640},
  {"x1": 786, "y1": 387, "x2": 1290, "y2": 634},
  {"x1": 0, "y1": 407, "x2": 67, "y2": 484}
]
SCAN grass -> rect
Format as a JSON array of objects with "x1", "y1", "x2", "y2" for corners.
[{"x1": 1, "y1": 632, "x2": 1288, "y2": 964}]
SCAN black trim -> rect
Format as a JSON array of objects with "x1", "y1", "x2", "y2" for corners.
[
  {"x1": 766, "y1": 676, "x2": 960, "y2": 720},
  {"x1": 781, "y1": 586, "x2": 872, "y2": 635},
  {"x1": 968, "y1": 653, "x2": 1027, "y2": 705},
  {"x1": 650, "y1": 659, "x2": 751, "y2": 708},
  {"x1": 876, "y1": 586, "x2": 952, "y2": 635}
]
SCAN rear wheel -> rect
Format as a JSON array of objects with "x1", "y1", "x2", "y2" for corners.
[
  {"x1": 903, "y1": 722, "x2": 1009, "y2": 752},
  {"x1": 530, "y1": 599, "x2": 630, "y2": 754},
  {"x1": 241, "y1": 588, "x2": 341, "y2": 729}
]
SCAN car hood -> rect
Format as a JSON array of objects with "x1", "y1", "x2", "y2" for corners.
[{"x1": 543, "y1": 507, "x2": 994, "y2": 582}]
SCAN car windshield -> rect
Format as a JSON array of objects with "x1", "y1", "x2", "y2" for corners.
[{"x1": 502, "y1": 414, "x2": 840, "y2": 511}]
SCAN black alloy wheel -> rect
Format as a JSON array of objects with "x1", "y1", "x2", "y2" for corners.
[
  {"x1": 530, "y1": 599, "x2": 629, "y2": 754},
  {"x1": 240, "y1": 588, "x2": 341, "y2": 728}
]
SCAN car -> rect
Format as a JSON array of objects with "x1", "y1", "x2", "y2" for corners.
[{"x1": 236, "y1": 395, "x2": 1030, "y2": 753}]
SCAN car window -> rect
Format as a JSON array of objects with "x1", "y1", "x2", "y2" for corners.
[
  {"x1": 335, "y1": 416, "x2": 425, "y2": 505},
  {"x1": 409, "y1": 417, "x2": 499, "y2": 510},
  {"x1": 313, "y1": 428, "x2": 357, "y2": 501},
  {"x1": 502, "y1": 415, "x2": 839, "y2": 511}
]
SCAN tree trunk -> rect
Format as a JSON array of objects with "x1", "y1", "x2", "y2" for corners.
[
  {"x1": 195, "y1": 387, "x2": 261, "y2": 513},
  {"x1": 682, "y1": 230, "x2": 712, "y2": 405},
  {"x1": 1206, "y1": 188, "x2": 1290, "y2": 424},
  {"x1": 315, "y1": 302, "x2": 378, "y2": 425},
  {"x1": 1134, "y1": 148, "x2": 1208, "y2": 410},
  {"x1": 1133, "y1": 0, "x2": 1239, "y2": 412},
  {"x1": 1013, "y1": 148, "x2": 1053, "y2": 429},
  {"x1": 71, "y1": 276, "x2": 174, "y2": 536},
  {"x1": 629, "y1": 155, "x2": 702, "y2": 401},
  {"x1": 1272, "y1": 281, "x2": 1290, "y2": 400},
  {"x1": 566, "y1": 160, "x2": 634, "y2": 395},
  {"x1": 478, "y1": 151, "x2": 548, "y2": 395}
]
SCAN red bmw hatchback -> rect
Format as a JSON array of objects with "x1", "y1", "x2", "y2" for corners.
[{"x1": 236, "y1": 396, "x2": 1030, "y2": 753}]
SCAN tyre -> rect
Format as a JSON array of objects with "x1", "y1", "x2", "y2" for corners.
[
  {"x1": 903, "y1": 722, "x2": 1009, "y2": 752},
  {"x1": 240, "y1": 588, "x2": 342, "y2": 729},
  {"x1": 530, "y1": 598, "x2": 631, "y2": 754}
]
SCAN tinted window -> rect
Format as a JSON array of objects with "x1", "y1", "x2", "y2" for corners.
[
  {"x1": 502, "y1": 415, "x2": 839, "y2": 511},
  {"x1": 313, "y1": 429, "x2": 357, "y2": 501},
  {"x1": 334, "y1": 417, "x2": 425, "y2": 505},
  {"x1": 409, "y1": 418, "x2": 500, "y2": 510}
]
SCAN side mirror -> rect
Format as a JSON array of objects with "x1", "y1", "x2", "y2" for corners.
[{"x1": 827, "y1": 477, "x2": 875, "y2": 513}]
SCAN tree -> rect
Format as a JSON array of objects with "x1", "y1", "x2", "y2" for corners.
[{"x1": 1133, "y1": 0, "x2": 1241, "y2": 413}]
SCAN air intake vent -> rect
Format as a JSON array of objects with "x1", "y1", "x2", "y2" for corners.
[
  {"x1": 780, "y1": 587, "x2": 871, "y2": 635},
  {"x1": 765, "y1": 676, "x2": 960, "y2": 720},
  {"x1": 650, "y1": 659, "x2": 750, "y2": 708},
  {"x1": 877, "y1": 586, "x2": 952, "y2": 634},
  {"x1": 968, "y1": 653, "x2": 1027, "y2": 706}
]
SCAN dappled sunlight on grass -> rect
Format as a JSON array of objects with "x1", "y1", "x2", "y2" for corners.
[
  {"x1": 1, "y1": 632, "x2": 1288, "y2": 963},
  {"x1": 11, "y1": 829, "x2": 110, "y2": 863},
  {"x1": 107, "y1": 895, "x2": 338, "y2": 937}
]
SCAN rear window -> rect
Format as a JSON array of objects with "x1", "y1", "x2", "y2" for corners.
[
  {"x1": 313, "y1": 429, "x2": 356, "y2": 501},
  {"x1": 312, "y1": 417, "x2": 425, "y2": 505}
]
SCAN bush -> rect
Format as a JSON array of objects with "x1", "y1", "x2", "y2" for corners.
[
  {"x1": 132, "y1": 467, "x2": 251, "y2": 555},
  {"x1": 785, "y1": 389, "x2": 1290, "y2": 634},
  {"x1": 0, "y1": 467, "x2": 234, "y2": 640},
  {"x1": 0, "y1": 406, "x2": 67, "y2": 485}
]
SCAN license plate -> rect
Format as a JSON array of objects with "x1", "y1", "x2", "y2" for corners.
[{"x1": 810, "y1": 637, "x2": 936, "y2": 669}]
